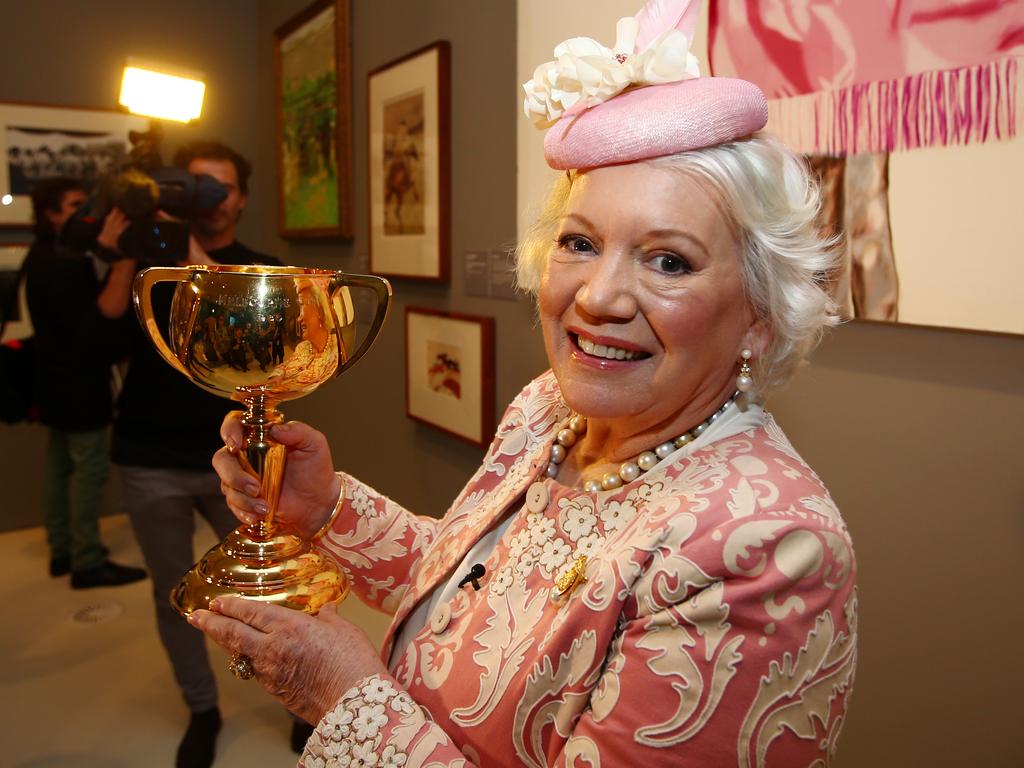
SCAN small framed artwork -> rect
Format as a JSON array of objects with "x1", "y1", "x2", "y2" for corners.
[
  {"x1": 0, "y1": 244, "x2": 31, "y2": 341},
  {"x1": 274, "y1": 0, "x2": 353, "y2": 238},
  {"x1": 368, "y1": 41, "x2": 450, "y2": 281},
  {"x1": 0, "y1": 101, "x2": 147, "y2": 228},
  {"x1": 406, "y1": 307, "x2": 494, "y2": 448}
]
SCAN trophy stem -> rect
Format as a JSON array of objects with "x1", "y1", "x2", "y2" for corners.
[{"x1": 239, "y1": 394, "x2": 285, "y2": 538}]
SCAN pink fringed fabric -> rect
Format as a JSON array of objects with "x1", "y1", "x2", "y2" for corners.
[{"x1": 709, "y1": 0, "x2": 1024, "y2": 155}]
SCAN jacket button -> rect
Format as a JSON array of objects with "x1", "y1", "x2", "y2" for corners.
[
  {"x1": 430, "y1": 603, "x2": 452, "y2": 634},
  {"x1": 526, "y1": 482, "x2": 549, "y2": 513}
]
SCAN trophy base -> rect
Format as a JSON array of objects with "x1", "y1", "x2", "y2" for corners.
[{"x1": 170, "y1": 524, "x2": 349, "y2": 617}]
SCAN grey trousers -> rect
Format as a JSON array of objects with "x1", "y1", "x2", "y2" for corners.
[{"x1": 119, "y1": 466, "x2": 238, "y2": 713}]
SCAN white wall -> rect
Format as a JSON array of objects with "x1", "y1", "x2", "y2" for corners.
[{"x1": 889, "y1": 139, "x2": 1024, "y2": 333}]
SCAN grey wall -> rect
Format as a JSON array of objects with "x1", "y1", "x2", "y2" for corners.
[
  {"x1": 0, "y1": 0, "x2": 271, "y2": 247},
  {"x1": 0, "y1": 0, "x2": 271, "y2": 528},
  {"x1": 0, "y1": 0, "x2": 548, "y2": 529},
  {"x1": 257, "y1": 0, "x2": 547, "y2": 517},
  {"x1": 773, "y1": 322, "x2": 1024, "y2": 767}
]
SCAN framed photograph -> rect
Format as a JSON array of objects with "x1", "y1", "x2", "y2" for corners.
[
  {"x1": 0, "y1": 102, "x2": 147, "y2": 228},
  {"x1": 406, "y1": 307, "x2": 494, "y2": 448},
  {"x1": 0, "y1": 244, "x2": 31, "y2": 341},
  {"x1": 368, "y1": 41, "x2": 450, "y2": 281},
  {"x1": 274, "y1": 0, "x2": 353, "y2": 238}
]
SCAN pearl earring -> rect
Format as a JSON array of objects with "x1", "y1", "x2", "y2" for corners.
[{"x1": 736, "y1": 349, "x2": 754, "y2": 393}]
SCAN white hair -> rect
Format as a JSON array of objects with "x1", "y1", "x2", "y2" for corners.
[{"x1": 515, "y1": 134, "x2": 840, "y2": 395}]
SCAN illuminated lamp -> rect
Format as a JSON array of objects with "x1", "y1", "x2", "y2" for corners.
[{"x1": 118, "y1": 59, "x2": 205, "y2": 123}]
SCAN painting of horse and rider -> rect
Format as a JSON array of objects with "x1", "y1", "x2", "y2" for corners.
[{"x1": 382, "y1": 91, "x2": 426, "y2": 236}]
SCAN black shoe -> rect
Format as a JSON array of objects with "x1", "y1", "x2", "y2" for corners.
[
  {"x1": 70, "y1": 560, "x2": 147, "y2": 589},
  {"x1": 290, "y1": 719, "x2": 315, "y2": 754},
  {"x1": 49, "y1": 556, "x2": 71, "y2": 577},
  {"x1": 177, "y1": 708, "x2": 221, "y2": 768}
]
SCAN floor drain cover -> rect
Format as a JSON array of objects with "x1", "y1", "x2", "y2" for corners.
[{"x1": 70, "y1": 602, "x2": 123, "y2": 625}]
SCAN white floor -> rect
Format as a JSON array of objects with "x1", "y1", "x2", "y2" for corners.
[{"x1": 1, "y1": 514, "x2": 392, "y2": 768}]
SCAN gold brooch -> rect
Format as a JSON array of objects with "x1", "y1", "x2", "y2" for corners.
[{"x1": 555, "y1": 555, "x2": 588, "y2": 597}]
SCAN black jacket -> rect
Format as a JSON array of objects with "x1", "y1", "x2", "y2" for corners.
[{"x1": 24, "y1": 239, "x2": 130, "y2": 431}]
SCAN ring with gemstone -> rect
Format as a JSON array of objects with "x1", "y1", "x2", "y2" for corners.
[{"x1": 228, "y1": 652, "x2": 255, "y2": 680}]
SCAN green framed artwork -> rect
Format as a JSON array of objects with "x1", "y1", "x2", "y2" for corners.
[{"x1": 274, "y1": 0, "x2": 353, "y2": 238}]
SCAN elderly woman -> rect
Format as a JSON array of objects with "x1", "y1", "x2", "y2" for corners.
[{"x1": 192, "y1": 3, "x2": 857, "y2": 765}]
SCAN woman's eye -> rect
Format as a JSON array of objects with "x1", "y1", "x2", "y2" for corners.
[
  {"x1": 558, "y1": 235, "x2": 595, "y2": 254},
  {"x1": 652, "y1": 253, "x2": 691, "y2": 275}
]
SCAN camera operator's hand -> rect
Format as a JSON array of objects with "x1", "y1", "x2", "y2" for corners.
[
  {"x1": 187, "y1": 234, "x2": 216, "y2": 266},
  {"x1": 96, "y1": 207, "x2": 130, "y2": 254},
  {"x1": 96, "y1": 255, "x2": 138, "y2": 319}
]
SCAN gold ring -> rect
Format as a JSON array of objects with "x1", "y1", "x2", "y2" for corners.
[{"x1": 228, "y1": 652, "x2": 255, "y2": 680}]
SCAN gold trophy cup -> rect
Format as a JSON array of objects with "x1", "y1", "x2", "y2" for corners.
[{"x1": 133, "y1": 265, "x2": 391, "y2": 616}]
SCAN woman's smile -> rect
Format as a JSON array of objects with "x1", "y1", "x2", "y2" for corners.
[{"x1": 568, "y1": 330, "x2": 652, "y2": 364}]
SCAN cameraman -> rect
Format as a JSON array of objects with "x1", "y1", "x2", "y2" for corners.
[
  {"x1": 110, "y1": 141, "x2": 282, "y2": 768},
  {"x1": 23, "y1": 177, "x2": 146, "y2": 589}
]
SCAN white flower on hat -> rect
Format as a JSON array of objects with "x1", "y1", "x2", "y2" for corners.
[{"x1": 523, "y1": 16, "x2": 701, "y2": 128}]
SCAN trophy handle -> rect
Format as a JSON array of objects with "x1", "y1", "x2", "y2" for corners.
[
  {"x1": 132, "y1": 266, "x2": 194, "y2": 377},
  {"x1": 329, "y1": 273, "x2": 392, "y2": 375}
]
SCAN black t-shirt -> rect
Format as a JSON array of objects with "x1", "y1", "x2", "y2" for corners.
[
  {"x1": 24, "y1": 239, "x2": 132, "y2": 431},
  {"x1": 111, "y1": 241, "x2": 281, "y2": 470}
]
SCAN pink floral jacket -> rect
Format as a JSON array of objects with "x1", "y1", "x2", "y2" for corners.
[{"x1": 304, "y1": 372, "x2": 857, "y2": 767}]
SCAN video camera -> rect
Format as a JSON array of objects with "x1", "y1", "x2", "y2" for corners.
[{"x1": 61, "y1": 123, "x2": 227, "y2": 265}]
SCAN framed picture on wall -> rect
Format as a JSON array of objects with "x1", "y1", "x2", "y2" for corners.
[
  {"x1": 0, "y1": 102, "x2": 147, "y2": 228},
  {"x1": 368, "y1": 41, "x2": 450, "y2": 281},
  {"x1": 0, "y1": 244, "x2": 31, "y2": 341},
  {"x1": 274, "y1": 0, "x2": 353, "y2": 238},
  {"x1": 406, "y1": 306, "x2": 494, "y2": 448}
]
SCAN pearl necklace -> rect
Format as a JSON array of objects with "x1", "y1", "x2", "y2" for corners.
[{"x1": 545, "y1": 393, "x2": 739, "y2": 492}]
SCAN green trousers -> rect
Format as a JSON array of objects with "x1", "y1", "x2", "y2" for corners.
[{"x1": 43, "y1": 427, "x2": 109, "y2": 571}]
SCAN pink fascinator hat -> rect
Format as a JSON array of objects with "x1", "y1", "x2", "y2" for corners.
[{"x1": 523, "y1": 0, "x2": 768, "y2": 170}]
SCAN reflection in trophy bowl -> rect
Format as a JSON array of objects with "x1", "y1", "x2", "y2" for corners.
[
  {"x1": 136, "y1": 265, "x2": 391, "y2": 404},
  {"x1": 170, "y1": 267, "x2": 348, "y2": 401}
]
